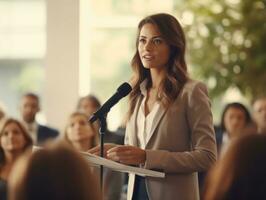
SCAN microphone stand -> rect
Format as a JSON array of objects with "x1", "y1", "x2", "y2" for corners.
[{"x1": 98, "y1": 115, "x2": 107, "y2": 191}]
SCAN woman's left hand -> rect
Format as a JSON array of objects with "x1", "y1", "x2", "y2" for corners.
[{"x1": 107, "y1": 145, "x2": 146, "y2": 165}]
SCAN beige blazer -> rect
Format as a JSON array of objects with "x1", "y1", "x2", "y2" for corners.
[{"x1": 125, "y1": 80, "x2": 217, "y2": 200}]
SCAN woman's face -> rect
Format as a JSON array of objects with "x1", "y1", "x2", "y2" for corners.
[
  {"x1": 66, "y1": 115, "x2": 95, "y2": 142},
  {"x1": 1, "y1": 122, "x2": 27, "y2": 153},
  {"x1": 138, "y1": 23, "x2": 170, "y2": 71},
  {"x1": 224, "y1": 107, "x2": 247, "y2": 137}
]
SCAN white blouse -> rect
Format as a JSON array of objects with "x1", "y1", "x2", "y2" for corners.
[{"x1": 137, "y1": 80, "x2": 160, "y2": 149}]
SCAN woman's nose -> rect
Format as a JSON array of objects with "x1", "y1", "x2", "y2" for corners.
[
  {"x1": 144, "y1": 40, "x2": 153, "y2": 51},
  {"x1": 74, "y1": 123, "x2": 80, "y2": 129}
]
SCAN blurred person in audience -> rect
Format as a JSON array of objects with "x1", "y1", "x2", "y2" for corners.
[
  {"x1": 0, "y1": 118, "x2": 32, "y2": 200},
  {"x1": 64, "y1": 111, "x2": 123, "y2": 200},
  {"x1": 77, "y1": 94, "x2": 101, "y2": 118},
  {"x1": 77, "y1": 94, "x2": 124, "y2": 200},
  {"x1": 203, "y1": 134, "x2": 266, "y2": 200},
  {"x1": 64, "y1": 112, "x2": 98, "y2": 151},
  {"x1": 219, "y1": 102, "x2": 252, "y2": 156},
  {"x1": 8, "y1": 142, "x2": 101, "y2": 200},
  {"x1": 89, "y1": 13, "x2": 217, "y2": 200},
  {"x1": 77, "y1": 94, "x2": 124, "y2": 145},
  {"x1": 252, "y1": 97, "x2": 266, "y2": 134},
  {"x1": 19, "y1": 93, "x2": 59, "y2": 145}
]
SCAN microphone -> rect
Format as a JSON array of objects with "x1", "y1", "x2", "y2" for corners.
[{"x1": 89, "y1": 82, "x2": 132, "y2": 123}]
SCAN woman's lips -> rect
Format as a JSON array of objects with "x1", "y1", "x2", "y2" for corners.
[{"x1": 143, "y1": 55, "x2": 154, "y2": 60}]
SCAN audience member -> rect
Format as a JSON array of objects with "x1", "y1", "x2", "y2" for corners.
[
  {"x1": 203, "y1": 134, "x2": 266, "y2": 200},
  {"x1": 252, "y1": 97, "x2": 266, "y2": 134},
  {"x1": 219, "y1": 102, "x2": 252, "y2": 155},
  {"x1": 77, "y1": 94, "x2": 101, "y2": 118},
  {"x1": 8, "y1": 142, "x2": 101, "y2": 200},
  {"x1": 0, "y1": 118, "x2": 32, "y2": 200},
  {"x1": 64, "y1": 111, "x2": 123, "y2": 200},
  {"x1": 64, "y1": 112, "x2": 98, "y2": 151},
  {"x1": 19, "y1": 93, "x2": 59, "y2": 145},
  {"x1": 76, "y1": 94, "x2": 124, "y2": 145}
]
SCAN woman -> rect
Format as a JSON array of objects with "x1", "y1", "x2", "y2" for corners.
[
  {"x1": 65, "y1": 111, "x2": 123, "y2": 200},
  {"x1": 219, "y1": 103, "x2": 252, "y2": 155},
  {"x1": 76, "y1": 95, "x2": 102, "y2": 143},
  {"x1": 8, "y1": 142, "x2": 101, "y2": 200},
  {"x1": 0, "y1": 118, "x2": 32, "y2": 200},
  {"x1": 203, "y1": 134, "x2": 266, "y2": 200},
  {"x1": 64, "y1": 112, "x2": 98, "y2": 151},
  {"x1": 89, "y1": 13, "x2": 217, "y2": 200}
]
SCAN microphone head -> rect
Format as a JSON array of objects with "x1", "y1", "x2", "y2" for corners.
[{"x1": 117, "y1": 82, "x2": 132, "y2": 97}]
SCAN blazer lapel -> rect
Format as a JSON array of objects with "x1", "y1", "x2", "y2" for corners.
[
  {"x1": 145, "y1": 104, "x2": 167, "y2": 148},
  {"x1": 127, "y1": 96, "x2": 143, "y2": 146}
]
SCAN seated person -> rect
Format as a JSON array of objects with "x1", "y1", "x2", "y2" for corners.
[
  {"x1": 19, "y1": 93, "x2": 59, "y2": 145},
  {"x1": 64, "y1": 112, "x2": 98, "y2": 151},
  {"x1": 219, "y1": 102, "x2": 252, "y2": 156},
  {"x1": 77, "y1": 94, "x2": 124, "y2": 145},
  {"x1": 0, "y1": 118, "x2": 32, "y2": 200},
  {"x1": 64, "y1": 111, "x2": 123, "y2": 200},
  {"x1": 203, "y1": 134, "x2": 266, "y2": 200},
  {"x1": 8, "y1": 142, "x2": 101, "y2": 200},
  {"x1": 252, "y1": 97, "x2": 266, "y2": 134}
]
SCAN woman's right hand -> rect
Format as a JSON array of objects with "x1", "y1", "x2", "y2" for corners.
[{"x1": 87, "y1": 143, "x2": 118, "y2": 158}]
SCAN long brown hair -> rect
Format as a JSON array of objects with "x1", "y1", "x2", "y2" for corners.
[
  {"x1": 203, "y1": 134, "x2": 266, "y2": 200},
  {"x1": 0, "y1": 118, "x2": 33, "y2": 168},
  {"x1": 128, "y1": 13, "x2": 189, "y2": 119},
  {"x1": 8, "y1": 142, "x2": 101, "y2": 200}
]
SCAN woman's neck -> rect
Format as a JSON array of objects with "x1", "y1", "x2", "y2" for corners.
[
  {"x1": 5, "y1": 151, "x2": 21, "y2": 164},
  {"x1": 72, "y1": 139, "x2": 92, "y2": 152},
  {"x1": 150, "y1": 68, "x2": 166, "y2": 89}
]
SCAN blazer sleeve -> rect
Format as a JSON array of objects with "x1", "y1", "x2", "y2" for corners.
[{"x1": 144, "y1": 82, "x2": 217, "y2": 173}]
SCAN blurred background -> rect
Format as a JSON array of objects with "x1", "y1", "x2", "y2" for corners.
[{"x1": 0, "y1": 0, "x2": 265, "y2": 132}]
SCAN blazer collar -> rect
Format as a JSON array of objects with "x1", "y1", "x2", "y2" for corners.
[{"x1": 128, "y1": 97, "x2": 142, "y2": 146}]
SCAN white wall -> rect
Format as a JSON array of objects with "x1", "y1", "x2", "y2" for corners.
[{"x1": 44, "y1": 0, "x2": 80, "y2": 131}]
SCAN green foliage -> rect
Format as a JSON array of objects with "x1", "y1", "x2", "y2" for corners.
[{"x1": 176, "y1": 0, "x2": 266, "y2": 101}]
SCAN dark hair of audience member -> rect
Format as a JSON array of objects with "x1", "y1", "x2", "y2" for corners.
[
  {"x1": 0, "y1": 118, "x2": 33, "y2": 168},
  {"x1": 76, "y1": 94, "x2": 101, "y2": 112},
  {"x1": 220, "y1": 102, "x2": 251, "y2": 132},
  {"x1": 21, "y1": 93, "x2": 39, "y2": 103},
  {"x1": 203, "y1": 134, "x2": 266, "y2": 200},
  {"x1": 8, "y1": 142, "x2": 101, "y2": 200}
]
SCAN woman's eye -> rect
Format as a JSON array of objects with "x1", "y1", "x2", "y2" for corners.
[
  {"x1": 153, "y1": 39, "x2": 162, "y2": 45},
  {"x1": 3, "y1": 131, "x2": 8, "y2": 136},
  {"x1": 139, "y1": 38, "x2": 146, "y2": 44}
]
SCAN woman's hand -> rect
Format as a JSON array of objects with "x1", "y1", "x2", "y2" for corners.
[
  {"x1": 107, "y1": 145, "x2": 146, "y2": 165},
  {"x1": 87, "y1": 143, "x2": 118, "y2": 158}
]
